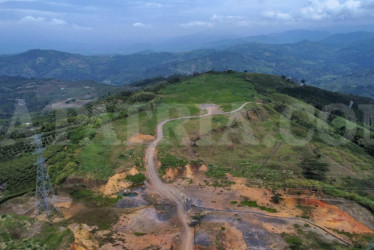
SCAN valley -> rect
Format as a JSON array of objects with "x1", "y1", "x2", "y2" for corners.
[{"x1": 0, "y1": 31, "x2": 374, "y2": 98}]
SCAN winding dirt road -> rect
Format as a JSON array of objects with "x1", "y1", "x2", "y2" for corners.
[{"x1": 145, "y1": 102, "x2": 250, "y2": 250}]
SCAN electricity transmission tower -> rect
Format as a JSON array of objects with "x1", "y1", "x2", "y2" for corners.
[
  {"x1": 33, "y1": 133, "x2": 58, "y2": 219},
  {"x1": 367, "y1": 237, "x2": 374, "y2": 250}
]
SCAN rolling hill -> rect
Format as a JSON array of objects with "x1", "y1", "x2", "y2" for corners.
[
  {"x1": 0, "y1": 76, "x2": 118, "y2": 119},
  {"x1": 0, "y1": 31, "x2": 373, "y2": 98},
  {"x1": 1, "y1": 72, "x2": 374, "y2": 249}
]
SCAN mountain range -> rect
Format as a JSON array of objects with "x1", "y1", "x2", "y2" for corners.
[{"x1": 0, "y1": 30, "x2": 373, "y2": 98}]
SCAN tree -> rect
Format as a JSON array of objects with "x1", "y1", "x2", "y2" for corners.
[
  {"x1": 270, "y1": 191, "x2": 283, "y2": 204},
  {"x1": 299, "y1": 159, "x2": 329, "y2": 181}
]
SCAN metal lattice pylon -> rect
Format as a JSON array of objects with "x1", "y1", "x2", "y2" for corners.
[
  {"x1": 367, "y1": 237, "x2": 374, "y2": 250},
  {"x1": 33, "y1": 133, "x2": 58, "y2": 219}
]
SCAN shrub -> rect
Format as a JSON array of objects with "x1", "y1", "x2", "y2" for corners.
[
  {"x1": 240, "y1": 199, "x2": 277, "y2": 213},
  {"x1": 126, "y1": 174, "x2": 146, "y2": 185},
  {"x1": 159, "y1": 154, "x2": 187, "y2": 168},
  {"x1": 284, "y1": 235, "x2": 303, "y2": 250},
  {"x1": 134, "y1": 232, "x2": 146, "y2": 236},
  {"x1": 298, "y1": 159, "x2": 329, "y2": 181},
  {"x1": 270, "y1": 192, "x2": 283, "y2": 204},
  {"x1": 206, "y1": 164, "x2": 230, "y2": 179},
  {"x1": 68, "y1": 127, "x2": 86, "y2": 144}
]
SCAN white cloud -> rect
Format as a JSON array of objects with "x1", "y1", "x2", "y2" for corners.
[
  {"x1": 15, "y1": 15, "x2": 92, "y2": 30},
  {"x1": 19, "y1": 15, "x2": 45, "y2": 23},
  {"x1": 50, "y1": 18, "x2": 67, "y2": 25},
  {"x1": 19, "y1": 16, "x2": 68, "y2": 26},
  {"x1": 262, "y1": 0, "x2": 372, "y2": 22},
  {"x1": 180, "y1": 21, "x2": 214, "y2": 28},
  {"x1": 263, "y1": 10, "x2": 292, "y2": 20},
  {"x1": 299, "y1": 0, "x2": 362, "y2": 20},
  {"x1": 132, "y1": 22, "x2": 153, "y2": 28},
  {"x1": 144, "y1": 2, "x2": 162, "y2": 8},
  {"x1": 211, "y1": 14, "x2": 243, "y2": 21},
  {"x1": 209, "y1": 14, "x2": 256, "y2": 27}
]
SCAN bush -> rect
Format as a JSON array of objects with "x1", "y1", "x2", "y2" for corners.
[
  {"x1": 159, "y1": 154, "x2": 187, "y2": 176},
  {"x1": 134, "y1": 232, "x2": 146, "y2": 236},
  {"x1": 126, "y1": 174, "x2": 146, "y2": 185},
  {"x1": 284, "y1": 235, "x2": 303, "y2": 250},
  {"x1": 240, "y1": 199, "x2": 277, "y2": 213},
  {"x1": 67, "y1": 188, "x2": 119, "y2": 207},
  {"x1": 270, "y1": 192, "x2": 283, "y2": 204},
  {"x1": 159, "y1": 154, "x2": 187, "y2": 168},
  {"x1": 68, "y1": 127, "x2": 86, "y2": 144},
  {"x1": 299, "y1": 159, "x2": 329, "y2": 181},
  {"x1": 206, "y1": 164, "x2": 230, "y2": 179}
]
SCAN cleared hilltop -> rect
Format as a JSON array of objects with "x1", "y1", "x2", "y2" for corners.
[{"x1": 1, "y1": 72, "x2": 374, "y2": 249}]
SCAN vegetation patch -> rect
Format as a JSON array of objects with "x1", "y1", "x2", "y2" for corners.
[
  {"x1": 240, "y1": 199, "x2": 277, "y2": 213},
  {"x1": 67, "y1": 188, "x2": 119, "y2": 207},
  {"x1": 127, "y1": 92, "x2": 157, "y2": 104},
  {"x1": 125, "y1": 173, "x2": 146, "y2": 185},
  {"x1": 283, "y1": 234, "x2": 304, "y2": 250},
  {"x1": 71, "y1": 207, "x2": 119, "y2": 230},
  {"x1": 296, "y1": 205, "x2": 315, "y2": 219},
  {"x1": 159, "y1": 154, "x2": 187, "y2": 168},
  {"x1": 133, "y1": 232, "x2": 147, "y2": 236},
  {"x1": 158, "y1": 153, "x2": 187, "y2": 176},
  {"x1": 0, "y1": 214, "x2": 73, "y2": 250},
  {"x1": 206, "y1": 164, "x2": 231, "y2": 179}
]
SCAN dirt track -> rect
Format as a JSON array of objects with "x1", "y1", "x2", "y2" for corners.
[
  {"x1": 192, "y1": 205, "x2": 351, "y2": 246},
  {"x1": 145, "y1": 102, "x2": 250, "y2": 250}
]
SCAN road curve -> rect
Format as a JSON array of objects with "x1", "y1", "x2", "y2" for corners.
[{"x1": 145, "y1": 102, "x2": 250, "y2": 250}]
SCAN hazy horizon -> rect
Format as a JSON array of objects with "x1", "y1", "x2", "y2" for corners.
[{"x1": 1, "y1": 0, "x2": 374, "y2": 54}]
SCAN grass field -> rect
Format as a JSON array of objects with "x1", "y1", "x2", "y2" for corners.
[
  {"x1": 161, "y1": 73, "x2": 256, "y2": 110},
  {"x1": 157, "y1": 73, "x2": 374, "y2": 205}
]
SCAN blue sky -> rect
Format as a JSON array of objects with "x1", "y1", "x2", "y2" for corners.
[{"x1": 0, "y1": 0, "x2": 374, "y2": 53}]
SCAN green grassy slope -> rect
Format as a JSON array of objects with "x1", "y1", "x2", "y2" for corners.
[
  {"x1": 1, "y1": 72, "x2": 374, "y2": 209},
  {"x1": 1, "y1": 71, "x2": 374, "y2": 249}
]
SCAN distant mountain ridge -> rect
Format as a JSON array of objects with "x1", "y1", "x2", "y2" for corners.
[
  {"x1": 0, "y1": 31, "x2": 374, "y2": 98},
  {"x1": 204, "y1": 29, "x2": 331, "y2": 49}
]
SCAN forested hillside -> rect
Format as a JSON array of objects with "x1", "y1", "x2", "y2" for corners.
[
  {"x1": 0, "y1": 76, "x2": 118, "y2": 119},
  {"x1": 0, "y1": 32, "x2": 373, "y2": 98}
]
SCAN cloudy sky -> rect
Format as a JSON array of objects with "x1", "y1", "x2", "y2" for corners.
[{"x1": 0, "y1": 0, "x2": 374, "y2": 53}]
